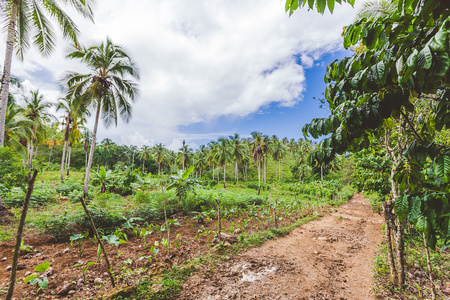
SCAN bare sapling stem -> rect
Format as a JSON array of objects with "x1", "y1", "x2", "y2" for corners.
[
  {"x1": 79, "y1": 196, "x2": 115, "y2": 287},
  {"x1": 216, "y1": 198, "x2": 221, "y2": 242},
  {"x1": 423, "y1": 233, "x2": 436, "y2": 300},
  {"x1": 161, "y1": 183, "x2": 170, "y2": 256},
  {"x1": 274, "y1": 198, "x2": 278, "y2": 228},
  {"x1": 6, "y1": 169, "x2": 38, "y2": 300}
]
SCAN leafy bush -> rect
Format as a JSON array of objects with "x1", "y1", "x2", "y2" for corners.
[
  {"x1": 0, "y1": 147, "x2": 27, "y2": 189},
  {"x1": 68, "y1": 189, "x2": 94, "y2": 203},
  {"x1": 73, "y1": 204, "x2": 126, "y2": 230},
  {"x1": 56, "y1": 179, "x2": 83, "y2": 196},
  {"x1": 246, "y1": 181, "x2": 270, "y2": 191},
  {"x1": 3, "y1": 183, "x2": 56, "y2": 207},
  {"x1": 36, "y1": 212, "x2": 75, "y2": 237}
]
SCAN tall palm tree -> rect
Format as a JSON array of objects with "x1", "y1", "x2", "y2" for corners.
[
  {"x1": 177, "y1": 142, "x2": 192, "y2": 171},
  {"x1": 212, "y1": 137, "x2": 232, "y2": 188},
  {"x1": 139, "y1": 145, "x2": 152, "y2": 173},
  {"x1": 24, "y1": 90, "x2": 54, "y2": 170},
  {"x1": 271, "y1": 141, "x2": 287, "y2": 182},
  {"x1": 357, "y1": 0, "x2": 397, "y2": 19},
  {"x1": 4, "y1": 104, "x2": 32, "y2": 158},
  {"x1": 250, "y1": 131, "x2": 263, "y2": 195},
  {"x1": 152, "y1": 143, "x2": 166, "y2": 175},
  {"x1": 229, "y1": 133, "x2": 246, "y2": 184},
  {"x1": 56, "y1": 96, "x2": 88, "y2": 181},
  {"x1": 261, "y1": 135, "x2": 271, "y2": 184},
  {"x1": 62, "y1": 38, "x2": 139, "y2": 197},
  {"x1": 0, "y1": 0, "x2": 95, "y2": 147}
]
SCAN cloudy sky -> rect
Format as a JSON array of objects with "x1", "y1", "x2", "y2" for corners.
[{"x1": 2, "y1": 0, "x2": 361, "y2": 150}]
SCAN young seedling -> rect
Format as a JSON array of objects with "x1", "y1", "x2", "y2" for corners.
[
  {"x1": 73, "y1": 261, "x2": 96, "y2": 284},
  {"x1": 24, "y1": 262, "x2": 51, "y2": 294},
  {"x1": 103, "y1": 233, "x2": 128, "y2": 247},
  {"x1": 70, "y1": 232, "x2": 89, "y2": 258},
  {"x1": 139, "y1": 226, "x2": 153, "y2": 249}
]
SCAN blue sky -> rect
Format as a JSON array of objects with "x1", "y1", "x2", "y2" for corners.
[{"x1": 179, "y1": 50, "x2": 351, "y2": 147}]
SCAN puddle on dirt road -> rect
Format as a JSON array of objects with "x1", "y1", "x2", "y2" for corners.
[{"x1": 240, "y1": 263, "x2": 277, "y2": 283}]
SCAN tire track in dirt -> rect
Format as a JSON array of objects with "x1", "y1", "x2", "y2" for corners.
[{"x1": 179, "y1": 194, "x2": 383, "y2": 300}]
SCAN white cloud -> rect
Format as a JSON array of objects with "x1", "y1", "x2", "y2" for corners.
[{"x1": 0, "y1": 0, "x2": 360, "y2": 146}]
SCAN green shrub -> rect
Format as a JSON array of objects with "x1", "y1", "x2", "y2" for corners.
[
  {"x1": 73, "y1": 204, "x2": 126, "y2": 230},
  {"x1": 3, "y1": 184, "x2": 55, "y2": 207},
  {"x1": 0, "y1": 147, "x2": 27, "y2": 189},
  {"x1": 36, "y1": 212, "x2": 75, "y2": 237},
  {"x1": 56, "y1": 179, "x2": 83, "y2": 196}
]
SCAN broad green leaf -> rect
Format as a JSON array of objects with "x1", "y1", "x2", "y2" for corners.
[
  {"x1": 394, "y1": 194, "x2": 409, "y2": 221},
  {"x1": 432, "y1": 52, "x2": 450, "y2": 77},
  {"x1": 417, "y1": 45, "x2": 432, "y2": 69},
  {"x1": 308, "y1": 0, "x2": 315, "y2": 9},
  {"x1": 285, "y1": 0, "x2": 293, "y2": 11},
  {"x1": 396, "y1": 56, "x2": 405, "y2": 76},
  {"x1": 317, "y1": 0, "x2": 326, "y2": 13},
  {"x1": 416, "y1": 215, "x2": 428, "y2": 232},
  {"x1": 327, "y1": 0, "x2": 335, "y2": 13},
  {"x1": 39, "y1": 277, "x2": 49, "y2": 290},
  {"x1": 35, "y1": 261, "x2": 50, "y2": 273},
  {"x1": 435, "y1": 155, "x2": 450, "y2": 180},
  {"x1": 406, "y1": 49, "x2": 418, "y2": 68},
  {"x1": 24, "y1": 274, "x2": 38, "y2": 283},
  {"x1": 407, "y1": 196, "x2": 421, "y2": 223}
]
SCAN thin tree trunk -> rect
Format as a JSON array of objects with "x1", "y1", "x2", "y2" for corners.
[
  {"x1": 216, "y1": 199, "x2": 221, "y2": 242},
  {"x1": 280, "y1": 159, "x2": 283, "y2": 181},
  {"x1": 161, "y1": 184, "x2": 170, "y2": 256},
  {"x1": 84, "y1": 103, "x2": 101, "y2": 197},
  {"x1": 142, "y1": 160, "x2": 145, "y2": 173},
  {"x1": 394, "y1": 219, "x2": 406, "y2": 286},
  {"x1": 48, "y1": 145, "x2": 53, "y2": 167},
  {"x1": 6, "y1": 169, "x2": 38, "y2": 300},
  {"x1": 263, "y1": 155, "x2": 266, "y2": 184},
  {"x1": 34, "y1": 144, "x2": 38, "y2": 160},
  {"x1": 320, "y1": 165, "x2": 323, "y2": 188},
  {"x1": 0, "y1": 1, "x2": 18, "y2": 147},
  {"x1": 423, "y1": 233, "x2": 436, "y2": 300},
  {"x1": 383, "y1": 201, "x2": 397, "y2": 284},
  {"x1": 60, "y1": 140, "x2": 67, "y2": 183},
  {"x1": 212, "y1": 163, "x2": 215, "y2": 181},
  {"x1": 223, "y1": 165, "x2": 226, "y2": 188},
  {"x1": 158, "y1": 161, "x2": 160, "y2": 176},
  {"x1": 78, "y1": 196, "x2": 115, "y2": 287},
  {"x1": 257, "y1": 158, "x2": 261, "y2": 195},
  {"x1": 235, "y1": 160, "x2": 238, "y2": 184},
  {"x1": 66, "y1": 146, "x2": 72, "y2": 177}
]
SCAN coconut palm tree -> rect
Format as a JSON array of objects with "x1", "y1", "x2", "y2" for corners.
[
  {"x1": 56, "y1": 96, "x2": 88, "y2": 181},
  {"x1": 152, "y1": 143, "x2": 166, "y2": 175},
  {"x1": 24, "y1": 90, "x2": 54, "y2": 170},
  {"x1": 0, "y1": 0, "x2": 95, "y2": 147},
  {"x1": 271, "y1": 141, "x2": 287, "y2": 182},
  {"x1": 211, "y1": 137, "x2": 232, "y2": 188},
  {"x1": 177, "y1": 142, "x2": 192, "y2": 171},
  {"x1": 139, "y1": 145, "x2": 152, "y2": 173},
  {"x1": 357, "y1": 0, "x2": 397, "y2": 19},
  {"x1": 62, "y1": 38, "x2": 139, "y2": 197},
  {"x1": 229, "y1": 133, "x2": 246, "y2": 184},
  {"x1": 4, "y1": 104, "x2": 32, "y2": 158},
  {"x1": 250, "y1": 131, "x2": 263, "y2": 195}
]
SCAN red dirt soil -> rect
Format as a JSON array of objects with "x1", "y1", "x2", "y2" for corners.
[{"x1": 179, "y1": 194, "x2": 384, "y2": 299}]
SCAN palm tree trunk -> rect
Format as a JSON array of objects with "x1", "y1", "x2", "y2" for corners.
[
  {"x1": 142, "y1": 160, "x2": 145, "y2": 173},
  {"x1": 235, "y1": 160, "x2": 238, "y2": 184},
  {"x1": 48, "y1": 145, "x2": 53, "y2": 167},
  {"x1": 257, "y1": 158, "x2": 261, "y2": 195},
  {"x1": 280, "y1": 159, "x2": 283, "y2": 181},
  {"x1": 158, "y1": 161, "x2": 161, "y2": 176},
  {"x1": 0, "y1": 1, "x2": 18, "y2": 147},
  {"x1": 223, "y1": 165, "x2": 226, "y2": 188},
  {"x1": 60, "y1": 140, "x2": 67, "y2": 182},
  {"x1": 66, "y1": 146, "x2": 72, "y2": 177},
  {"x1": 84, "y1": 104, "x2": 101, "y2": 197},
  {"x1": 212, "y1": 163, "x2": 215, "y2": 180},
  {"x1": 264, "y1": 155, "x2": 266, "y2": 184},
  {"x1": 34, "y1": 144, "x2": 38, "y2": 160},
  {"x1": 320, "y1": 165, "x2": 323, "y2": 189}
]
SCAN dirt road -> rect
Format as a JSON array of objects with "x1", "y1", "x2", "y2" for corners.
[{"x1": 179, "y1": 194, "x2": 383, "y2": 300}]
